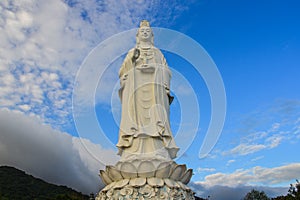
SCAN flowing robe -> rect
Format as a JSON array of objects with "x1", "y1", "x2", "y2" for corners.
[{"x1": 117, "y1": 47, "x2": 179, "y2": 160}]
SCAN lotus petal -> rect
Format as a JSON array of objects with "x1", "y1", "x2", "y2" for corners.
[
  {"x1": 164, "y1": 178, "x2": 180, "y2": 188},
  {"x1": 113, "y1": 179, "x2": 129, "y2": 189},
  {"x1": 177, "y1": 181, "x2": 188, "y2": 191},
  {"x1": 180, "y1": 169, "x2": 193, "y2": 184},
  {"x1": 150, "y1": 158, "x2": 165, "y2": 167},
  {"x1": 168, "y1": 162, "x2": 178, "y2": 176},
  {"x1": 147, "y1": 177, "x2": 164, "y2": 187},
  {"x1": 180, "y1": 164, "x2": 187, "y2": 173},
  {"x1": 170, "y1": 162, "x2": 177, "y2": 171},
  {"x1": 137, "y1": 161, "x2": 155, "y2": 178},
  {"x1": 102, "y1": 182, "x2": 116, "y2": 191},
  {"x1": 129, "y1": 177, "x2": 147, "y2": 187},
  {"x1": 120, "y1": 162, "x2": 137, "y2": 179},
  {"x1": 115, "y1": 161, "x2": 123, "y2": 170},
  {"x1": 100, "y1": 170, "x2": 113, "y2": 185},
  {"x1": 155, "y1": 162, "x2": 172, "y2": 178},
  {"x1": 169, "y1": 164, "x2": 186, "y2": 181},
  {"x1": 132, "y1": 159, "x2": 141, "y2": 167},
  {"x1": 107, "y1": 166, "x2": 123, "y2": 181}
]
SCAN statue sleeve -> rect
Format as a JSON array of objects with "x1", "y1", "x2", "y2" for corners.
[
  {"x1": 119, "y1": 50, "x2": 134, "y2": 101},
  {"x1": 159, "y1": 51, "x2": 173, "y2": 104},
  {"x1": 161, "y1": 54, "x2": 171, "y2": 90},
  {"x1": 119, "y1": 50, "x2": 134, "y2": 78}
]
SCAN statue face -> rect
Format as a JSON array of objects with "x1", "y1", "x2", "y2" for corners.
[{"x1": 138, "y1": 26, "x2": 152, "y2": 41}]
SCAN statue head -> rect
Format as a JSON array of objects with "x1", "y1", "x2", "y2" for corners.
[{"x1": 136, "y1": 20, "x2": 154, "y2": 46}]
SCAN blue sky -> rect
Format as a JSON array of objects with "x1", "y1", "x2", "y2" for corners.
[{"x1": 0, "y1": 0, "x2": 300, "y2": 199}]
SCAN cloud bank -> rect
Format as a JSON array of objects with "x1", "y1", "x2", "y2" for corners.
[
  {"x1": 190, "y1": 163, "x2": 300, "y2": 200},
  {"x1": 0, "y1": 109, "x2": 118, "y2": 194},
  {"x1": 215, "y1": 100, "x2": 300, "y2": 157},
  {"x1": 197, "y1": 163, "x2": 300, "y2": 188},
  {"x1": 190, "y1": 183, "x2": 287, "y2": 200}
]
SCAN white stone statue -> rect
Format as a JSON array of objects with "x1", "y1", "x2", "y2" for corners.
[
  {"x1": 116, "y1": 20, "x2": 179, "y2": 161},
  {"x1": 97, "y1": 20, "x2": 194, "y2": 200}
]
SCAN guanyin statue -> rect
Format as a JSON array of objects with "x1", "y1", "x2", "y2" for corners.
[
  {"x1": 117, "y1": 20, "x2": 179, "y2": 161},
  {"x1": 97, "y1": 20, "x2": 194, "y2": 200}
]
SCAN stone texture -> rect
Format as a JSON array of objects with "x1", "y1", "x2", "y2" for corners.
[{"x1": 96, "y1": 182, "x2": 195, "y2": 200}]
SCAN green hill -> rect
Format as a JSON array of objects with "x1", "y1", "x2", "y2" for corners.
[{"x1": 0, "y1": 166, "x2": 89, "y2": 200}]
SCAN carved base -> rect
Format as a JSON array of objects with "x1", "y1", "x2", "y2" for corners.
[
  {"x1": 97, "y1": 159, "x2": 195, "y2": 199},
  {"x1": 96, "y1": 179, "x2": 195, "y2": 200}
]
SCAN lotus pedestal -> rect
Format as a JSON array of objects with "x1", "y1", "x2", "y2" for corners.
[{"x1": 96, "y1": 159, "x2": 194, "y2": 199}]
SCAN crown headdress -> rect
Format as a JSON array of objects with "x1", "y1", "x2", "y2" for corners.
[{"x1": 139, "y1": 20, "x2": 150, "y2": 27}]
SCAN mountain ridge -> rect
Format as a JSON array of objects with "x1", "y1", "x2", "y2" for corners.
[{"x1": 0, "y1": 165, "x2": 89, "y2": 200}]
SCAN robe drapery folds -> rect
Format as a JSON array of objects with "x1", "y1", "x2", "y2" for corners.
[{"x1": 117, "y1": 47, "x2": 179, "y2": 159}]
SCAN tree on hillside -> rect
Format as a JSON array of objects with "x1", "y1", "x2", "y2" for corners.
[
  {"x1": 244, "y1": 189, "x2": 270, "y2": 200},
  {"x1": 287, "y1": 180, "x2": 300, "y2": 199},
  {"x1": 271, "y1": 180, "x2": 300, "y2": 200},
  {"x1": 271, "y1": 196, "x2": 286, "y2": 200}
]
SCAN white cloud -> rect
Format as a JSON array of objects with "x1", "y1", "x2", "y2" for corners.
[
  {"x1": 197, "y1": 167, "x2": 216, "y2": 173},
  {"x1": 0, "y1": 0, "x2": 190, "y2": 130},
  {"x1": 224, "y1": 143, "x2": 266, "y2": 156},
  {"x1": 223, "y1": 129, "x2": 293, "y2": 156},
  {"x1": 0, "y1": 108, "x2": 118, "y2": 194},
  {"x1": 215, "y1": 100, "x2": 300, "y2": 158},
  {"x1": 223, "y1": 117, "x2": 300, "y2": 156},
  {"x1": 196, "y1": 163, "x2": 300, "y2": 188},
  {"x1": 226, "y1": 159, "x2": 235, "y2": 166},
  {"x1": 18, "y1": 104, "x2": 31, "y2": 111},
  {"x1": 251, "y1": 156, "x2": 264, "y2": 162},
  {"x1": 270, "y1": 123, "x2": 280, "y2": 132},
  {"x1": 266, "y1": 135, "x2": 283, "y2": 148},
  {"x1": 293, "y1": 117, "x2": 300, "y2": 136}
]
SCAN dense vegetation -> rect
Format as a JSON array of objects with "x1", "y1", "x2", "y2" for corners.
[
  {"x1": 272, "y1": 180, "x2": 300, "y2": 200},
  {"x1": 0, "y1": 166, "x2": 89, "y2": 200},
  {"x1": 243, "y1": 189, "x2": 270, "y2": 200},
  {"x1": 243, "y1": 180, "x2": 300, "y2": 200}
]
